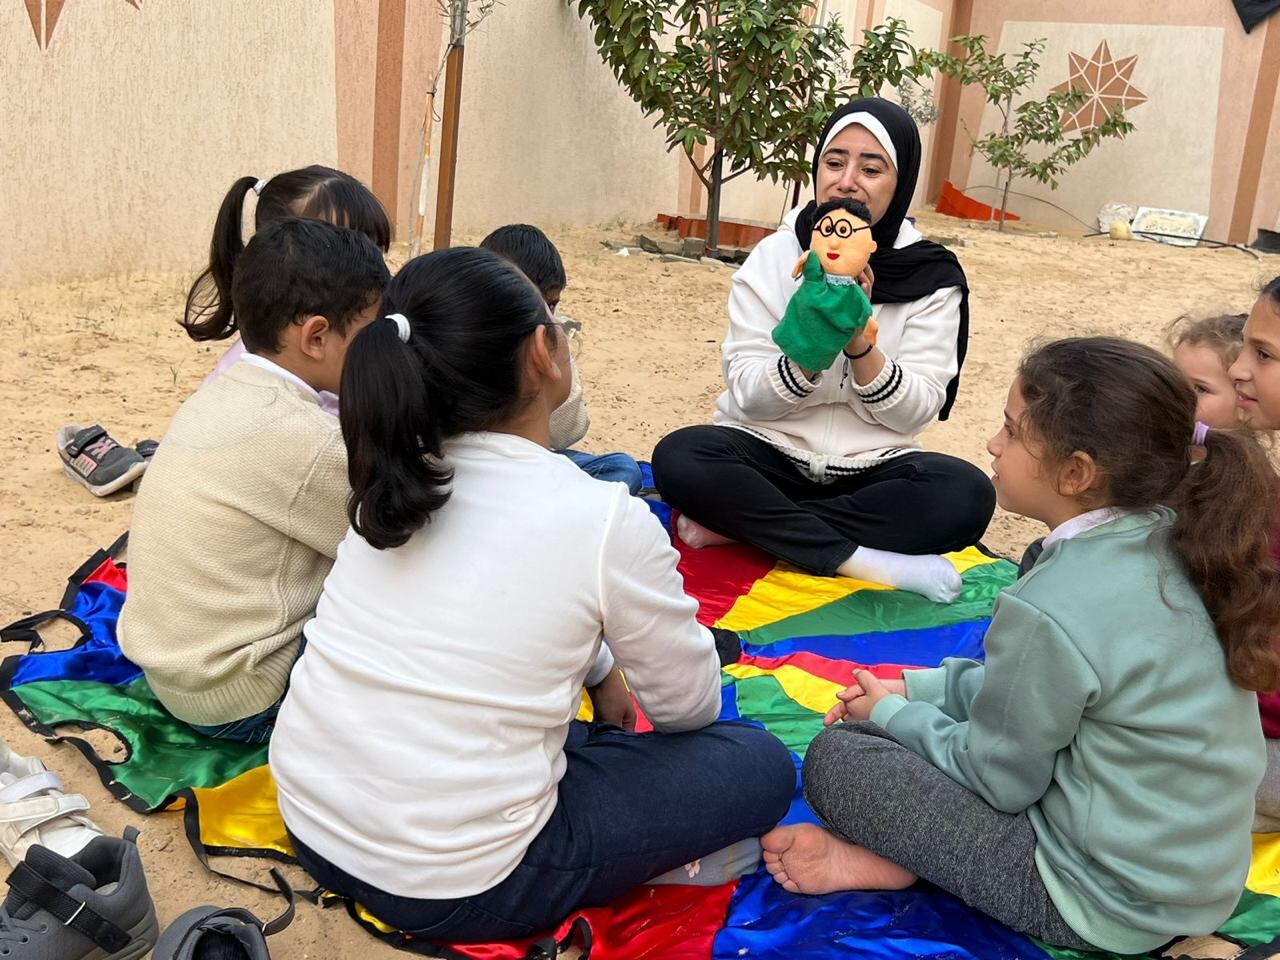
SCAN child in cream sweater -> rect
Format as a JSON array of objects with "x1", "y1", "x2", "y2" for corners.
[{"x1": 118, "y1": 219, "x2": 389, "y2": 741}]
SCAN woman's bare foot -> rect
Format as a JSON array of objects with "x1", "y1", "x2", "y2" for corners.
[
  {"x1": 676, "y1": 514, "x2": 736, "y2": 549},
  {"x1": 761, "y1": 823, "x2": 916, "y2": 895}
]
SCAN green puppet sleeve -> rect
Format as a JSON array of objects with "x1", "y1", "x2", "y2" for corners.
[{"x1": 772, "y1": 252, "x2": 874, "y2": 372}]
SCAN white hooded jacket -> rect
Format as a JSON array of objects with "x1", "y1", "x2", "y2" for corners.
[{"x1": 713, "y1": 206, "x2": 963, "y2": 480}]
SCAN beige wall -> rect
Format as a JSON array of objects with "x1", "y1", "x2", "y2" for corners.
[
  {"x1": 334, "y1": 0, "x2": 378, "y2": 191},
  {"x1": 943, "y1": 1, "x2": 1275, "y2": 240},
  {"x1": 410, "y1": 0, "x2": 681, "y2": 240},
  {"x1": 1260, "y1": 79, "x2": 1280, "y2": 235},
  {"x1": 6, "y1": 1, "x2": 1278, "y2": 285},
  {"x1": 2, "y1": 0, "x2": 682, "y2": 285},
  {"x1": 963, "y1": 20, "x2": 1225, "y2": 232},
  {"x1": 883, "y1": 0, "x2": 946, "y2": 210},
  {"x1": 0, "y1": 1, "x2": 339, "y2": 285}
]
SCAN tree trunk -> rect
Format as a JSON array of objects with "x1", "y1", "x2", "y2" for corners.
[
  {"x1": 998, "y1": 169, "x2": 1012, "y2": 232},
  {"x1": 432, "y1": 0, "x2": 470, "y2": 251},
  {"x1": 993, "y1": 98, "x2": 1012, "y2": 228},
  {"x1": 706, "y1": 148, "x2": 724, "y2": 257}
]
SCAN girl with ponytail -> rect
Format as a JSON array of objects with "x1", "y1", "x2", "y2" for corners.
[
  {"x1": 183, "y1": 166, "x2": 391, "y2": 413},
  {"x1": 763, "y1": 336, "x2": 1280, "y2": 954},
  {"x1": 268, "y1": 248, "x2": 795, "y2": 943},
  {"x1": 1226, "y1": 275, "x2": 1280, "y2": 832}
]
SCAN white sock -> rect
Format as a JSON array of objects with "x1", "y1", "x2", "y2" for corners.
[
  {"x1": 837, "y1": 546, "x2": 962, "y2": 604},
  {"x1": 676, "y1": 514, "x2": 736, "y2": 550}
]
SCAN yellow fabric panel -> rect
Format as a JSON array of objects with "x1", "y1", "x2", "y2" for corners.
[
  {"x1": 724, "y1": 662, "x2": 838, "y2": 715},
  {"x1": 1248, "y1": 833, "x2": 1280, "y2": 896},
  {"x1": 716, "y1": 567, "x2": 885, "y2": 632},
  {"x1": 578, "y1": 688, "x2": 594, "y2": 722},
  {"x1": 715, "y1": 547, "x2": 998, "y2": 633},
  {"x1": 945, "y1": 546, "x2": 999, "y2": 576},
  {"x1": 192, "y1": 764, "x2": 293, "y2": 857},
  {"x1": 355, "y1": 902, "x2": 398, "y2": 934}
]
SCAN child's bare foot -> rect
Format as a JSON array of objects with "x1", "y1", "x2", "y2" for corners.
[
  {"x1": 761, "y1": 823, "x2": 916, "y2": 895},
  {"x1": 676, "y1": 515, "x2": 736, "y2": 549}
]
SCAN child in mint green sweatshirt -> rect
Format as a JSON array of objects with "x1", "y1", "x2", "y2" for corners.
[{"x1": 761, "y1": 337, "x2": 1280, "y2": 953}]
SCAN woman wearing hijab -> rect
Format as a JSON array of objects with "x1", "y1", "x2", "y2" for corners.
[{"x1": 652, "y1": 98, "x2": 995, "y2": 603}]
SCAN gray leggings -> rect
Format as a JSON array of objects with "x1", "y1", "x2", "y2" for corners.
[
  {"x1": 1255, "y1": 740, "x2": 1280, "y2": 832},
  {"x1": 803, "y1": 721, "x2": 1095, "y2": 951}
]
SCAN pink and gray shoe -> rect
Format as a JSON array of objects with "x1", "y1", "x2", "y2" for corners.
[{"x1": 55, "y1": 426, "x2": 148, "y2": 497}]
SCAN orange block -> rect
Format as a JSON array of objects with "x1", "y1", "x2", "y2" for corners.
[{"x1": 935, "y1": 180, "x2": 1020, "y2": 223}]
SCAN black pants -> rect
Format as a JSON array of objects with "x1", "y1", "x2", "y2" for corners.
[{"x1": 652, "y1": 426, "x2": 996, "y2": 576}]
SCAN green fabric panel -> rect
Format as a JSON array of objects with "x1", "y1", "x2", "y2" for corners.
[
  {"x1": 12, "y1": 677, "x2": 267, "y2": 810},
  {"x1": 742, "y1": 560, "x2": 1017, "y2": 647},
  {"x1": 732, "y1": 674, "x2": 824, "y2": 758},
  {"x1": 1034, "y1": 889, "x2": 1280, "y2": 959},
  {"x1": 1220, "y1": 888, "x2": 1280, "y2": 946}
]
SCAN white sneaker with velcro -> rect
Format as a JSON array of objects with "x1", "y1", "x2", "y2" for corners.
[{"x1": 0, "y1": 742, "x2": 102, "y2": 867}]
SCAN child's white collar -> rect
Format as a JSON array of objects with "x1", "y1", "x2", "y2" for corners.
[
  {"x1": 1043, "y1": 507, "x2": 1129, "y2": 550},
  {"x1": 240, "y1": 353, "x2": 321, "y2": 401}
]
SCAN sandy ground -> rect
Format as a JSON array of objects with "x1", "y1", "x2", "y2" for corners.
[{"x1": 0, "y1": 212, "x2": 1276, "y2": 957}]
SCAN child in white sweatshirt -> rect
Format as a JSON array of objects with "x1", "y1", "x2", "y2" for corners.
[{"x1": 270, "y1": 247, "x2": 795, "y2": 942}]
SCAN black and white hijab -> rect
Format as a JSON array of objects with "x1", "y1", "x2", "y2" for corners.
[{"x1": 795, "y1": 97, "x2": 970, "y2": 421}]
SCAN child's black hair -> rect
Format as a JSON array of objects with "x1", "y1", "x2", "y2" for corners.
[
  {"x1": 341, "y1": 247, "x2": 556, "y2": 550},
  {"x1": 1262, "y1": 275, "x2": 1280, "y2": 308},
  {"x1": 231, "y1": 218, "x2": 390, "y2": 355},
  {"x1": 813, "y1": 197, "x2": 873, "y2": 225},
  {"x1": 479, "y1": 224, "x2": 567, "y2": 299},
  {"x1": 184, "y1": 165, "x2": 392, "y2": 342}
]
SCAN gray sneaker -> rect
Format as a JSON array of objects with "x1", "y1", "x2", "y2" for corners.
[
  {"x1": 55, "y1": 426, "x2": 148, "y2": 498},
  {"x1": 0, "y1": 826, "x2": 157, "y2": 959},
  {"x1": 152, "y1": 868, "x2": 294, "y2": 960}
]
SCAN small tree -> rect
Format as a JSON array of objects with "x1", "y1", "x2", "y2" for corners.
[
  {"x1": 785, "y1": 16, "x2": 936, "y2": 208},
  {"x1": 407, "y1": 0, "x2": 502, "y2": 255},
  {"x1": 927, "y1": 36, "x2": 1135, "y2": 229},
  {"x1": 573, "y1": 0, "x2": 849, "y2": 255},
  {"x1": 848, "y1": 16, "x2": 934, "y2": 99}
]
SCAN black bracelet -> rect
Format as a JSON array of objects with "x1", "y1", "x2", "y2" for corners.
[{"x1": 843, "y1": 342, "x2": 875, "y2": 361}]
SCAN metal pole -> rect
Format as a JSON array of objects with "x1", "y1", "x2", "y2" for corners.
[{"x1": 432, "y1": 0, "x2": 469, "y2": 250}]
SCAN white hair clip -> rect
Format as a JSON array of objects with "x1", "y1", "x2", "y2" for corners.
[
  {"x1": 387, "y1": 313, "x2": 411, "y2": 343},
  {"x1": 253, "y1": 178, "x2": 268, "y2": 196}
]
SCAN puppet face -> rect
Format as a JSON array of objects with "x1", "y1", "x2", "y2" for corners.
[{"x1": 811, "y1": 209, "x2": 876, "y2": 277}]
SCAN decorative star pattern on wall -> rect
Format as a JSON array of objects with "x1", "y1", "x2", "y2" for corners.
[
  {"x1": 1051, "y1": 40, "x2": 1147, "y2": 134},
  {"x1": 23, "y1": 0, "x2": 140, "y2": 51}
]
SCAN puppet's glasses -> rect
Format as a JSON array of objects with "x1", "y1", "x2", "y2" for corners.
[{"x1": 816, "y1": 216, "x2": 872, "y2": 239}]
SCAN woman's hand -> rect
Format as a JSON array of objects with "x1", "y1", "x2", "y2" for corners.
[
  {"x1": 589, "y1": 666, "x2": 637, "y2": 732},
  {"x1": 857, "y1": 264, "x2": 875, "y2": 299},
  {"x1": 823, "y1": 672, "x2": 906, "y2": 726},
  {"x1": 844, "y1": 267, "x2": 878, "y2": 358}
]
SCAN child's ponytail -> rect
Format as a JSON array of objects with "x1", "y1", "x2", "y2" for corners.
[
  {"x1": 183, "y1": 176, "x2": 259, "y2": 341},
  {"x1": 1171, "y1": 428, "x2": 1280, "y2": 691},
  {"x1": 183, "y1": 167, "x2": 390, "y2": 344},
  {"x1": 341, "y1": 315, "x2": 451, "y2": 550},
  {"x1": 341, "y1": 247, "x2": 554, "y2": 550},
  {"x1": 1020, "y1": 337, "x2": 1280, "y2": 692}
]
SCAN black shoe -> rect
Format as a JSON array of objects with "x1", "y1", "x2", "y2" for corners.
[{"x1": 152, "y1": 869, "x2": 294, "y2": 959}]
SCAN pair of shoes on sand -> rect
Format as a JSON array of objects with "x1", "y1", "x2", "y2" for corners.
[
  {"x1": 56, "y1": 425, "x2": 157, "y2": 497},
  {"x1": 0, "y1": 831, "x2": 293, "y2": 958},
  {"x1": 0, "y1": 741, "x2": 292, "y2": 958}
]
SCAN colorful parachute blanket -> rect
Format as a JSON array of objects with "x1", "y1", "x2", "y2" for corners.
[{"x1": 5, "y1": 514, "x2": 1280, "y2": 960}]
